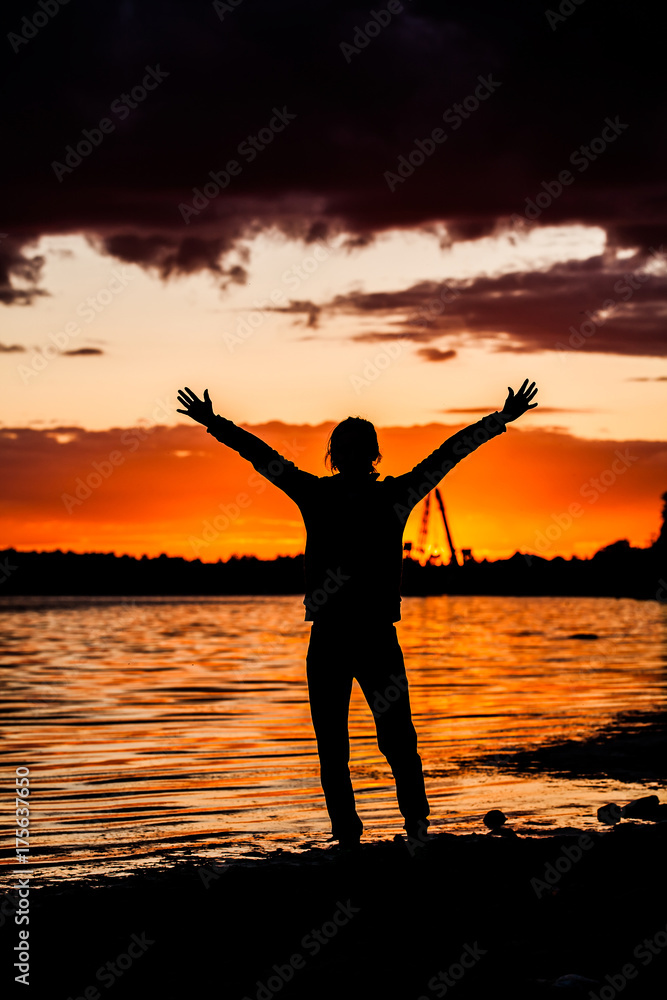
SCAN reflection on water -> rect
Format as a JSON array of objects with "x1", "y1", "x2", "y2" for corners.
[{"x1": 1, "y1": 595, "x2": 665, "y2": 884}]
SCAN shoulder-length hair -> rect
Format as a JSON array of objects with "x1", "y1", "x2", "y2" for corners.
[{"x1": 325, "y1": 416, "x2": 381, "y2": 474}]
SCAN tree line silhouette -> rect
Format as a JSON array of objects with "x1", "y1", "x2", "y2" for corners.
[{"x1": 1, "y1": 499, "x2": 665, "y2": 601}]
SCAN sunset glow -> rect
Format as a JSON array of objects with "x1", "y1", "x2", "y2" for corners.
[{"x1": 2, "y1": 415, "x2": 665, "y2": 562}]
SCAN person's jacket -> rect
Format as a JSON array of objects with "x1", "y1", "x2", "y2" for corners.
[{"x1": 206, "y1": 412, "x2": 507, "y2": 622}]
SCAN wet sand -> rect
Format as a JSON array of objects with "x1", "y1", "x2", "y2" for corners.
[
  {"x1": 474, "y1": 708, "x2": 667, "y2": 783},
  {"x1": 10, "y1": 820, "x2": 666, "y2": 999}
]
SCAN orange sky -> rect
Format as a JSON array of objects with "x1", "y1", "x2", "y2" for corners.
[
  {"x1": 2, "y1": 419, "x2": 665, "y2": 562},
  {"x1": 2, "y1": 230, "x2": 666, "y2": 564}
]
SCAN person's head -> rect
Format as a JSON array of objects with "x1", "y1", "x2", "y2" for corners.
[{"x1": 325, "y1": 416, "x2": 381, "y2": 475}]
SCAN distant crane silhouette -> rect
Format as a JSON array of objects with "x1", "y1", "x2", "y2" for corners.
[{"x1": 403, "y1": 488, "x2": 461, "y2": 566}]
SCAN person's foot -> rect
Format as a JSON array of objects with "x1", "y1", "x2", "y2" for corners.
[
  {"x1": 337, "y1": 833, "x2": 361, "y2": 851},
  {"x1": 402, "y1": 818, "x2": 430, "y2": 855},
  {"x1": 404, "y1": 817, "x2": 430, "y2": 841}
]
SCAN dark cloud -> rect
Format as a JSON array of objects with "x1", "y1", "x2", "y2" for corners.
[
  {"x1": 322, "y1": 254, "x2": 667, "y2": 357},
  {"x1": 62, "y1": 348, "x2": 104, "y2": 356},
  {"x1": 263, "y1": 299, "x2": 321, "y2": 327},
  {"x1": 626, "y1": 376, "x2": 667, "y2": 381},
  {"x1": 352, "y1": 330, "x2": 433, "y2": 343},
  {"x1": 89, "y1": 234, "x2": 248, "y2": 285},
  {"x1": 0, "y1": 342, "x2": 26, "y2": 353},
  {"x1": 0, "y1": 236, "x2": 48, "y2": 305},
  {"x1": 417, "y1": 347, "x2": 457, "y2": 362},
  {"x1": 1, "y1": 0, "x2": 665, "y2": 303}
]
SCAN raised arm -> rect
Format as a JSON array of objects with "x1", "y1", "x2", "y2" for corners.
[
  {"x1": 176, "y1": 387, "x2": 316, "y2": 502},
  {"x1": 389, "y1": 380, "x2": 538, "y2": 520}
]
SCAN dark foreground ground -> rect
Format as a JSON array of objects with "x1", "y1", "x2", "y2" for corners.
[{"x1": 4, "y1": 820, "x2": 666, "y2": 1000}]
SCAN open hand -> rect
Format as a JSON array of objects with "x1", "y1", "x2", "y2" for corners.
[
  {"x1": 501, "y1": 379, "x2": 538, "y2": 421},
  {"x1": 176, "y1": 387, "x2": 214, "y2": 427}
]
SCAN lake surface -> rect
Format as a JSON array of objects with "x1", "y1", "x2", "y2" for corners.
[{"x1": 1, "y1": 595, "x2": 665, "y2": 885}]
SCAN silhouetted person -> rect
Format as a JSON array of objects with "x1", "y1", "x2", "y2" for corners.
[{"x1": 177, "y1": 380, "x2": 538, "y2": 847}]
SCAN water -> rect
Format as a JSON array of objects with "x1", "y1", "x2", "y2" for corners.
[{"x1": 1, "y1": 595, "x2": 665, "y2": 885}]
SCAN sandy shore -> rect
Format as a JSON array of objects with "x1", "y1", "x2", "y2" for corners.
[{"x1": 5, "y1": 819, "x2": 665, "y2": 1000}]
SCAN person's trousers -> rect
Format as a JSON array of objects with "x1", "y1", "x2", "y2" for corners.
[{"x1": 306, "y1": 618, "x2": 429, "y2": 840}]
